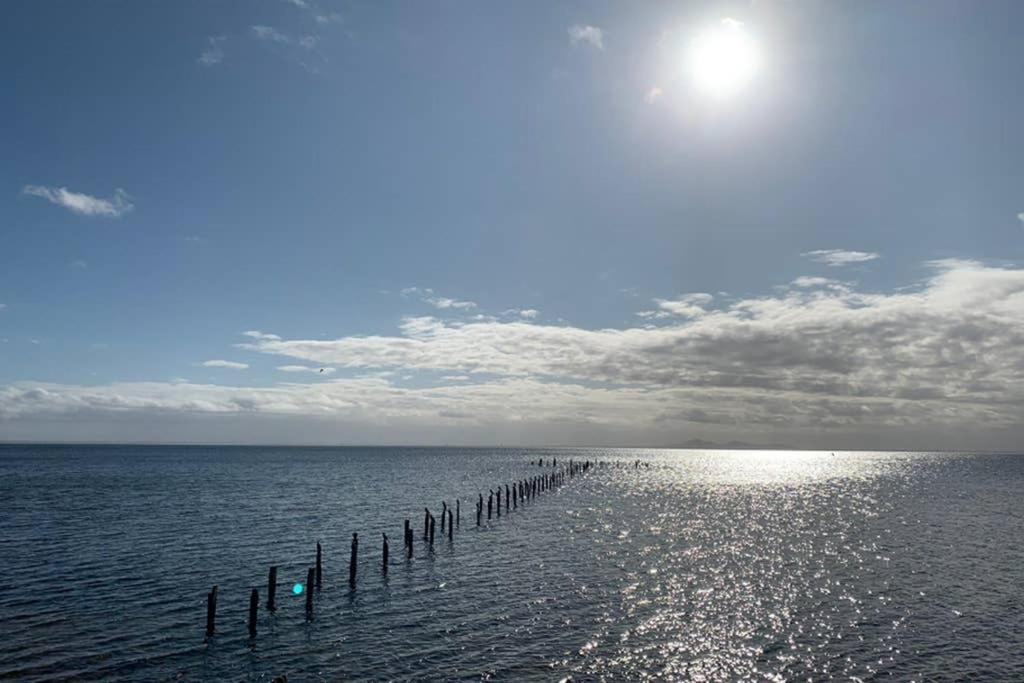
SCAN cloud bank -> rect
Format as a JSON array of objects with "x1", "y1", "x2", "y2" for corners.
[{"x1": 4, "y1": 260, "x2": 1024, "y2": 448}]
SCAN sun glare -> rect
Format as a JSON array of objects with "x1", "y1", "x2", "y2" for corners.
[{"x1": 687, "y1": 18, "x2": 760, "y2": 98}]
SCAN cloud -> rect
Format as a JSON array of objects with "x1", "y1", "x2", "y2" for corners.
[
  {"x1": 401, "y1": 287, "x2": 476, "y2": 310},
  {"x1": 282, "y1": 0, "x2": 307, "y2": 7},
  {"x1": 1017, "y1": 212, "x2": 1024, "y2": 225},
  {"x1": 6, "y1": 259, "x2": 1024, "y2": 448},
  {"x1": 251, "y1": 25, "x2": 290, "y2": 44},
  {"x1": 645, "y1": 87, "x2": 664, "y2": 104},
  {"x1": 198, "y1": 36, "x2": 226, "y2": 65},
  {"x1": 568, "y1": 24, "x2": 604, "y2": 50},
  {"x1": 0, "y1": 304, "x2": 6, "y2": 311},
  {"x1": 70, "y1": 259, "x2": 88, "y2": 269},
  {"x1": 22, "y1": 186, "x2": 134, "y2": 218},
  {"x1": 298, "y1": 35, "x2": 318, "y2": 49},
  {"x1": 791, "y1": 276, "x2": 835, "y2": 288},
  {"x1": 518, "y1": 309, "x2": 539, "y2": 319},
  {"x1": 202, "y1": 360, "x2": 249, "y2": 370},
  {"x1": 277, "y1": 365, "x2": 336, "y2": 375},
  {"x1": 802, "y1": 249, "x2": 880, "y2": 267}
]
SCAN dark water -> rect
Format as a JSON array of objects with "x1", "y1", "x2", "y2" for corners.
[{"x1": 1, "y1": 446, "x2": 1022, "y2": 681}]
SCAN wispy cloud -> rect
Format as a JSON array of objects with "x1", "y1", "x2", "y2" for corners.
[
  {"x1": 282, "y1": 0, "x2": 307, "y2": 7},
  {"x1": 401, "y1": 287, "x2": 476, "y2": 310},
  {"x1": 277, "y1": 365, "x2": 336, "y2": 375},
  {"x1": 802, "y1": 249, "x2": 879, "y2": 267},
  {"x1": 22, "y1": 186, "x2": 133, "y2": 218},
  {"x1": 568, "y1": 24, "x2": 604, "y2": 50},
  {"x1": 645, "y1": 87, "x2": 664, "y2": 104},
  {"x1": 198, "y1": 36, "x2": 226, "y2": 65},
  {"x1": 251, "y1": 25, "x2": 291, "y2": 44},
  {"x1": 1017, "y1": 212, "x2": 1024, "y2": 225},
  {"x1": 202, "y1": 359, "x2": 249, "y2": 370}
]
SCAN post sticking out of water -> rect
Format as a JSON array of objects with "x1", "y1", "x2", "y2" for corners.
[
  {"x1": 476, "y1": 496, "x2": 482, "y2": 526},
  {"x1": 205, "y1": 585, "x2": 218, "y2": 638},
  {"x1": 441, "y1": 502, "x2": 447, "y2": 532},
  {"x1": 456, "y1": 499, "x2": 460, "y2": 527},
  {"x1": 382, "y1": 533, "x2": 389, "y2": 573},
  {"x1": 505, "y1": 484, "x2": 510, "y2": 512},
  {"x1": 488, "y1": 491, "x2": 493, "y2": 520},
  {"x1": 404, "y1": 519, "x2": 412, "y2": 558},
  {"x1": 248, "y1": 588, "x2": 259, "y2": 637},
  {"x1": 349, "y1": 533, "x2": 358, "y2": 588},
  {"x1": 496, "y1": 487, "x2": 501, "y2": 517},
  {"x1": 267, "y1": 566, "x2": 278, "y2": 610},
  {"x1": 447, "y1": 508, "x2": 453, "y2": 541},
  {"x1": 424, "y1": 508, "x2": 430, "y2": 538},
  {"x1": 316, "y1": 541, "x2": 322, "y2": 590},
  {"x1": 429, "y1": 514, "x2": 435, "y2": 546},
  {"x1": 305, "y1": 568, "x2": 314, "y2": 615}
]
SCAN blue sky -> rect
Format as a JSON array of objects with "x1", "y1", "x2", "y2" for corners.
[{"x1": 2, "y1": 1, "x2": 1024, "y2": 448}]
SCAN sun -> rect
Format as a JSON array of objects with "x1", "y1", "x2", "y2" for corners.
[{"x1": 687, "y1": 18, "x2": 761, "y2": 98}]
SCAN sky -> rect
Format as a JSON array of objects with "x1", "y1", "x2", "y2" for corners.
[{"x1": 2, "y1": 1, "x2": 1024, "y2": 449}]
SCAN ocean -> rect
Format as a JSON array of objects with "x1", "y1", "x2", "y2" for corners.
[{"x1": 1, "y1": 445, "x2": 1022, "y2": 681}]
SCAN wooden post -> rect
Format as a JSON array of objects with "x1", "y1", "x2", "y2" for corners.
[
  {"x1": 248, "y1": 588, "x2": 259, "y2": 637},
  {"x1": 266, "y1": 566, "x2": 278, "y2": 610},
  {"x1": 496, "y1": 487, "x2": 501, "y2": 517},
  {"x1": 205, "y1": 585, "x2": 218, "y2": 638},
  {"x1": 447, "y1": 508, "x2": 453, "y2": 541},
  {"x1": 305, "y1": 568, "x2": 314, "y2": 615},
  {"x1": 316, "y1": 541, "x2": 322, "y2": 590},
  {"x1": 476, "y1": 496, "x2": 482, "y2": 526},
  {"x1": 456, "y1": 499, "x2": 460, "y2": 527},
  {"x1": 382, "y1": 533, "x2": 389, "y2": 573},
  {"x1": 349, "y1": 533, "x2": 358, "y2": 588},
  {"x1": 424, "y1": 508, "x2": 430, "y2": 538},
  {"x1": 488, "y1": 491, "x2": 493, "y2": 520},
  {"x1": 429, "y1": 514, "x2": 435, "y2": 546},
  {"x1": 441, "y1": 502, "x2": 447, "y2": 533},
  {"x1": 404, "y1": 519, "x2": 412, "y2": 558},
  {"x1": 505, "y1": 484, "x2": 510, "y2": 512}
]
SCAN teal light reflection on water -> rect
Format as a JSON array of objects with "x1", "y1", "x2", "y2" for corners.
[{"x1": 293, "y1": 583, "x2": 303, "y2": 595}]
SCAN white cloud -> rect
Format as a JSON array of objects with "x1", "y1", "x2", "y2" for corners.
[
  {"x1": 1017, "y1": 212, "x2": 1024, "y2": 224},
  {"x1": 298, "y1": 35, "x2": 318, "y2": 49},
  {"x1": 277, "y1": 365, "x2": 336, "y2": 375},
  {"x1": 315, "y1": 13, "x2": 343, "y2": 25},
  {"x1": 6, "y1": 260, "x2": 1024, "y2": 448},
  {"x1": 518, "y1": 309, "x2": 539, "y2": 319},
  {"x1": 791, "y1": 276, "x2": 834, "y2": 288},
  {"x1": 202, "y1": 360, "x2": 249, "y2": 370},
  {"x1": 198, "y1": 36, "x2": 226, "y2": 65},
  {"x1": 251, "y1": 25, "x2": 290, "y2": 44},
  {"x1": 653, "y1": 293, "x2": 714, "y2": 318},
  {"x1": 645, "y1": 87, "x2": 664, "y2": 104},
  {"x1": 282, "y1": 0, "x2": 307, "y2": 7},
  {"x1": 71, "y1": 259, "x2": 88, "y2": 270},
  {"x1": 568, "y1": 24, "x2": 604, "y2": 50},
  {"x1": 22, "y1": 186, "x2": 133, "y2": 218},
  {"x1": 802, "y1": 249, "x2": 880, "y2": 267},
  {"x1": 401, "y1": 287, "x2": 476, "y2": 310}
]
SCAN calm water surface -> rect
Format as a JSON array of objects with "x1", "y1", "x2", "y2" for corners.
[{"x1": 1, "y1": 446, "x2": 1022, "y2": 681}]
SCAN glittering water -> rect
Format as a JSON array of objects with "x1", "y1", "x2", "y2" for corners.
[{"x1": 1, "y1": 446, "x2": 1022, "y2": 681}]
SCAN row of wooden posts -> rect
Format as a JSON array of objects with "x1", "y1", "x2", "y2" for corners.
[{"x1": 204, "y1": 458, "x2": 597, "y2": 639}]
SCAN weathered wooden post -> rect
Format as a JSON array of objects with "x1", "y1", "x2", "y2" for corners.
[
  {"x1": 404, "y1": 519, "x2": 412, "y2": 558},
  {"x1": 429, "y1": 514, "x2": 435, "y2": 546},
  {"x1": 205, "y1": 585, "x2": 218, "y2": 637},
  {"x1": 316, "y1": 541, "x2": 322, "y2": 590},
  {"x1": 266, "y1": 566, "x2": 278, "y2": 611},
  {"x1": 496, "y1": 487, "x2": 502, "y2": 517},
  {"x1": 305, "y1": 568, "x2": 314, "y2": 615},
  {"x1": 382, "y1": 533, "x2": 389, "y2": 573},
  {"x1": 424, "y1": 508, "x2": 430, "y2": 538},
  {"x1": 505, "y1": 484, "x2": 510, "y2": 512},
  {"x1": 488, "y1": 491, "x2": 493, "y2": 520},
  {"x1": 441, "y1": 502, "x2": 447, "y2": 533},
  {"x1": 476, "y1": 496, "x2": 482, "y2": 526},
  {"x1": 248, "y1": 588, "x2": 259, "y2": 637},
  {"x1": 349, "y1": 533, "x2": 358, "y2": 588},
  {"x1": 447, "y1": 508, "x2": 453, "y2": 541}
]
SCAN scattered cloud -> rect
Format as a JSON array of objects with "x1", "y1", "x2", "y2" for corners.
[
  {"x1": 198, "y1": 36, "x2": 226, "y2": 66},
  {"x1": 251, "y1": 25, "x2": 291, "y2": 44},
  {"x1": 1017, "y1": 212, "x2": 1024, "y2": 225},
  {"x1": 282, "y1": 0, "x2": 307, "y2": 7},
  {"x1": 568, "y1": 24, "x2": 604, "y2": 50},
  {"x1": 645, "y1": 87, "x2": 664, "y2": 104},
  {"x1": 70, "y1": 259, "x2": 88, "y2": 269},
  {"x1": 202, "y1": 359, "x2": 249, "y2": 370},
  {"x1": 652, "y1": 293, "x2": 714, "y2": 318},
  {"x1": 802, "y1": 249, "x2": 880, "y2": 267},
  {"x1": 315, "y1": 13, "x2": 343, "y2": 25},
  {"x1": 518, "y1": 309, "x2": 539, "y2": 319},
  {"x1": 791, "y1": 276, "x2": 834, "y2": 288},
  {"x1": 22, "y1": 186, "x2": 133, "y2": 218},
  {"x1": 401, "y1": 287, "x2": 476, "y2": 310},
  {"x1": 298, "y1": 35, "x2": 318, "y2": 49},
  {"x1": 277, "y1": 365, "x2": 336, "y2": 375}
]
